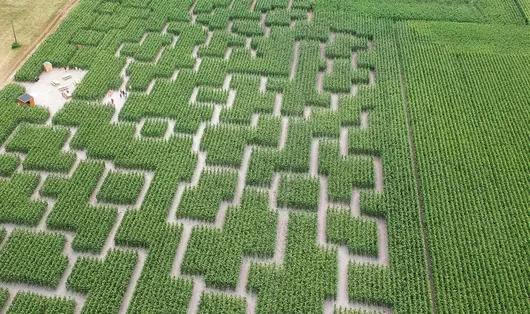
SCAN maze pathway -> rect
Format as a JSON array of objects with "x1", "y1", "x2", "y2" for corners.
[{"x1": 0, "y1": 1, "x2": 397, "y2": 313}]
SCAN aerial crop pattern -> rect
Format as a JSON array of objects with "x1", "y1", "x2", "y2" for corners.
[{"x1": 5, "y1": 0, "x2": 523, "y2": 313}]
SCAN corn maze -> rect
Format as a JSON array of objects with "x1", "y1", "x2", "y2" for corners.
[{"x1": 1, "y1": 0, "x2": 528, "y2": 313}]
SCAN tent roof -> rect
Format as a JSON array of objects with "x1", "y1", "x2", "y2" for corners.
[{"x1": 18, "y1": 93, "x2": 34, "y2": 102}]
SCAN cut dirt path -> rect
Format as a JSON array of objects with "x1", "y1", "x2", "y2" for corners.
[{"x1": 0, "y1": 0, "x2": 79, "y2": 89}]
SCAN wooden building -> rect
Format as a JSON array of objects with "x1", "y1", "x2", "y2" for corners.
[
  {"x1": 43, "y1": 62, "x2": 53, "y2": 72},
  {"x1": 17, "y1": 93, "x2": 35, "y2": 106}
]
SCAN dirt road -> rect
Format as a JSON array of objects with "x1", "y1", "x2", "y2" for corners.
[{"x1": 0, "y1": 0, "x2": 78, "y2": 88}]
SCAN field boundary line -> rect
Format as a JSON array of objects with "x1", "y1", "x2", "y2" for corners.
[
  {"x1": 512, "y1": 0, "x2": 529, "y2": 24},
  {"x1": 394, "y1": 27, "x2": 438, "y2": 314},
  {"x1": 0, "y1": 0, "x2": 79, "y2": 89}
]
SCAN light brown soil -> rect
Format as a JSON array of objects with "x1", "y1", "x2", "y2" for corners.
[
  {"x1": 190, "y1": 87, "x2": 199, "y2": 104},
  {"x1": 205, "y1": 31, "x2": 213, "y2": 46},
  {"x1": 139, "y1": 33, "x2": 149, "y2": 45},
  {"x1": 327, "y1": 58, "x2": 334, "y2": 73},
  {"x1": 316, "y1": 72, "x2": 324, "y2": 93},
  {"x1": 171, "y1": 69, "x2": 180, "y2": 81},
  {"x1": 273, "y1": 93, "x2": 283, "y2": 116},
  {"x1": 274, "y1": 211, "x2": 289, "y2": 264},
  {"x1": 351, "y1": 51, "x2": 358, "y2": 69},
  {"x1": 193, "y1": 58, "x2": 202, "y2": 72},
  {"x1": 211, "y1": 104, "x2": 221, "y2": 125},
  {"x1": 339, "y1": 127, "x2": 348, "y2": 156},
  {"x1": 227, "y1": 90, "x2": 236, "y2": 107},
  {"x1": 269, "y1": 173, "x2": 280, "y2": 210},
  {"x1": 310, "y1": 139, "x2": 319, "y2": 176},
  {"x1": 337, "y1": 246, "x2": 349, "y2": 306},
  {"x1": 331, "y1": 94, "x2": 339, "y2": 111},
  {"x1": 118, "y1": 249, "x2": 146, "y2": 314},
  {"x1": 165, "y1": 119, "x2": 176, "y2": 140},
  {"x1": 279, "y1": 117, "x2": 289, "y2": 149},
  {"x1": 115, "y1": 44, "x2": 125, "y2": 57},
  {"x1": 360, "y1": 111, "x2": 369, "y2": 130},
  {"x1": 378, "y1": 218, "x2": 389, "y2": 266},
  {"x1": 351, "y1": 84, "x2": 358, "y2": 96},
  {"x1": 250, "y1": 114, "x2": 259, "y2": 127},
  {"x1": 317, "y1": 177, "x2": 328, "y2": 246},
  {"x1": 146, "y1": 80, "x2": 156, "y2": 94},
  {"x1": 264, "y1": 26, "x2": 271, "y2": 37},
  {"x1": 234, "y1": 146, "x2": 252, "y2": 205},
  {"x1": 223, "y1": 74, "x2": 232, "y2": 90},
  {"x1": 290, "y1": 41, "x2": 300, "y2": 81},
  {"x1": 259, "y1": 76, "x2": 267, "y2": 93},
  {"x1": 0, "y1": 0, "x2": 78, "y2": 89},
  {"x1": 162, "y1": 22, "x2": 170, "y2": 34}
]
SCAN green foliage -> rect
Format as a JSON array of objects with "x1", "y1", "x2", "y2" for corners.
[
  {"x1": 0, "y1": 287, "x2": 8, "y2": 310},
  {"x1": 249, "y1": 116, "x2": 282, "y2": 147},
  {"x1": 265, "y1": 10, "x2": 293, "y2": 26},
  {"x1": 73, "y1": 53, "x2": 125, "y2": 100},
  {"x1": 201, "y1": 125, "x2": 248, "y2": 167},
  {"x1": 119, "y1": 71, "x2": 214, "y2": 134},
  {"x1": 70, "y1": 29, "x2": 105, "y2": 46},
  {"x1": 0, "y1": 84, "x2": 49, "y2": 144},
  {"x1": 182, "y1": 190, "x2": 277, "y2": 289},
  {"x1": 0, "y1": 230, "x2": 67, "y2": 288},
  {"x1": 140, "y1": 119, "x2": 168, "y2": 137},
  {"x1": 196, "y1": 87, "x2": 229, "y2": 104},
  {"x1": 1, "y1": 0, "x2": 523, "y2": 312},
  {"x1": 521, "y1": 1, "x2": 530, "y2": 22},
  {"x1": 0, "y1": 154, "x2": 19, "y2": 177},
  {"x1": 277, "y1": 174, "x2": 319, "y2": 211},
  {"x1": 198, "y1": 293, "x2": 246, "y2": 314},
  {"x1": 326, "y1": 33, "x2": 368, "y2": 58},
  {"x1": 314, "y1": 0, "x2": 524, "y2": 24},
  {"x1": 248, "y1": 214, "x2": 337, "y2": 313},
  {"x1": 334, "y1": 308, "x2": 382, "y2": 314},
  {"x1": 324, "y1": 59, "x2": 369, "y2": 93},
  {"x1": 199, "y1": 31, "x2": 246, "y2": 57},
  {"x1": 97, "y1": 171, "x2": 145, "y2": 205},
  {"x1": 122, "y1": 33, "x2": 172, "y2": 62},
  {"x1": 220, "y1": 83, "x2": 275, "y2": 124},
  {"x1": 0, "y1": 173, "x2": 47, "y2": 226},
  {"x1": 5, "y1": 124, "x2": 75, "y2": 173},
  {"x1": 348, "y1": 263, "x2": 392, "y2": 306},
  {"x1": 398, "y1": 22, "x2": 530, "y2": 313},
  {"x1": 228, "y1": 28, "x2": 294, "y2": 77},
  {"x1": 319, "y1": 140, "x2": 376, "y2": 202},
  {"x1": 67, "y1": 249, "x2": 137, "y2": 313},
  {"x1": 178, "y1": 170, "x2": 238, "y2": 222},
  {"x1": 42, "y1": 161, "x2": 117, "y2": 253},
  {"x1": 408, "y1": 20, "x2": 530, "y2": 55},
  {"x1": 326, "y1": 208, "x2": 379, "y2": 256},
  {"x1": 232, "y1": 20, "x2": 264, "y2": 36},
  {"x1": 6, "y1": 292, "x2": 75, "y2": 314},
  {"x1": 254, "y1": 0, "x2": 288, "y2": 12},
  {"x1": 197, "y1": 58, "x2": 229, "y2": 87}
]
